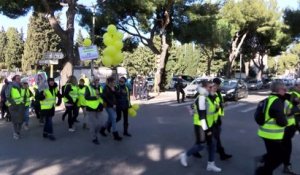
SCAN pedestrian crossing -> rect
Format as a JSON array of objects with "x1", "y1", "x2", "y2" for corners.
[{"x1": 139, "y1": 98, "x2": 259, "y2": 113}]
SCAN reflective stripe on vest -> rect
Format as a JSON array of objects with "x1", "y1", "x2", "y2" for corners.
[
  {"x1": 63, "y1": 84, "x2": 78, "y2": 103},
  {"x1": 85, "y1": 86, "x2": 103, "y2": 110},
  {"x1": 258, "y1": 95, "x2": 286, "y2": 140},
  {"x1": 40, "y1": 89, "x2": 57, "y2": 110},
  {"x1": 21, "y1": 88, "x2": 32, "y2": 107}
]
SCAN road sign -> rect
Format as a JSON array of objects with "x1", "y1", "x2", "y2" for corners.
[
  {"x1": 43, "y1": 51, "x2": 64, "y2": 60},
  {"x1": 78, "y1": 45, "x2": 99, "y2": 61},
  {"x1": 38, "y1": 59, "x2": 59, "y2": 65}
]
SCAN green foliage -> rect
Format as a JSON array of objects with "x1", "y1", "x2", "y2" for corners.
[
  {"x1": 123, "y1": 46, "x2": 156, "y2": 76},
  {"x1": 22, "y1": 13, "x2": 61, "y2": 73},
  {"x1": 284, "y1": 7, "x2": 300, "y2": 38},
  {"x1": 4, "y1": 27, "x2": 23, "y2": 69},
  {"x1": 0, "y1": 27, "x2": 6, "y2": 63},
  {"x1": 75, "y1": 29, "x2": 84, "y2": 46}
]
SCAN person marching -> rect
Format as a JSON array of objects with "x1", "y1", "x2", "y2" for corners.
[
  {"x1": 180, "y1": 81, "x2": 222, "y2": 172},
  {"x1": 116, "y1": 77, "x2": 132, "y2": 137},
  {"x1": 1, "y1": 79, "x2": 11, "y2": 121},
  {"x1": 63, "y1": 76, "x2": 79, "y2": 132},
  {"x1": 102, "y1": 77, "x2": 122, "y2": 141},
  {"x1": 213, "y1": 78, "x2": 232, "y2": 160},
  {"x1": 281, "y1": 81, "x2": 300, "y2": 175},
  {"x1": 5, "y1": 75, "x2": 25, "y2": 140},
  {"x1": 85, "y1": 77, "x2": 105, "y2": 145},
  {"x1": 37, "y1": 78, "x2": 62, "y2": 141},
  {"x1": 255, "y1": 82, "x2": 288, "y2": 175},
  {"x1": 77, "y1": 78, "x2": 88, "y2": 129},
  {"x1": 21, "y1": 79, "x2": 34, "y2": 130}
]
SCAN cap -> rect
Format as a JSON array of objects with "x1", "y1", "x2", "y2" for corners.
[{"x1": 21, "y1": 79, "x2": 28, "y2": 84}]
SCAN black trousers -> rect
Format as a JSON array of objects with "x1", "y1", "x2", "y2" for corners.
[
  {"x1": 214, "y1": 123, "x2": 226, "y2": 155},
  {"x1": 116, "y1": 107, "x2": 129, "y2": 133},
  {"x1": 176, "y1": 89, "x2": 185, "y2": 103},
  {"x1": 66, "y1": 105, "x2": 78, "y2": 128},
  {"x1": 283, "y1": 126, "x2": 296, "y2": 166},
  {"x1": 256, "y1": 138, "x2": 285, "y2": 175}
]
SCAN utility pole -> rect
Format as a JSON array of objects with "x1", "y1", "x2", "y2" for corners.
[{"x1": 91, "y1": 4, "x2": 96, "y2": 79}]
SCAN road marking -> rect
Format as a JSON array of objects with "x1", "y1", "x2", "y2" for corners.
[
  {"x1": 241, "y1": 106, "x2": 257, "y2": 113},
  {"x1": 225, "y1": 103, "x2": 247, "y2": 110},
  {"x1": 169, "y1": 101, "x2": 193, "y2": 107}
]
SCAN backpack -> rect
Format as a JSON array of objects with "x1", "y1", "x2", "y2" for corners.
[{"x1": 254, "y1": 98, "x2": 268, "y2": 126}]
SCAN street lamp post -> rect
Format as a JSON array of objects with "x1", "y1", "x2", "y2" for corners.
[{"x1": 90, "y1": 4, "x2": 96, "y2": 79}]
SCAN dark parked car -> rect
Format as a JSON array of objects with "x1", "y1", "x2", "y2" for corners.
[
  {"x1": 247, "y1": 79, "x2": 263, "y2": 90},
  {"x1": 220, "y1": 79, "x2": 248, "y2": 101},
  {"x1": 169, "y1": 75, "x2": 194, "y2": 89}
]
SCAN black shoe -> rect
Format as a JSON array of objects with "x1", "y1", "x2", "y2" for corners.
[
  {"x1": 48, "y1": 135, "x2": 56, "y2": 141},
  {"x1": 74, "y1": 120, "x2": 80, "y2": 123},
  {"x1": 92, "y1": 139, "x2": 99, "y2": 145},
  {"x1": 124, "y1": 132, "x2": 132, "y2": 137},
  {"x1": 283, "y1": 165, "x2": 299, "y2": 175},
  {"x1": 43, "y1": 133, "x2": 48, "y2": 138},
  {"x1": 100, "y1": 127, "x2": 107, "y2": 137},
  {"x1": 220, "y1": 153, "x2": 232, "y2": 160},
  {"x1": 113, "y1": 132, "x2": 122, "y2": 141},
  {"x1": 192, "y1": 152, "x2": 202, "y2": 158}
]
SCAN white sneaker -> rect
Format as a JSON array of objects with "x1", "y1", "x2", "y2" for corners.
[
  {"x1": 68, "y1": 128, "x2": 75, "y2": 132},
  {"x1": 180, "y1": 152, "x2": 188, "y2": 167},
  {"x1": 207, "y1": 161, "x2": 222, "y2": 172},
  {"x1": 13, "y1": 133, "x2": 19, "y2": 140}
]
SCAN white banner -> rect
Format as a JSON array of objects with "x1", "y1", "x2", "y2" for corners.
[{"x1": 78, "y1": 45, "x2": 99, "y2": 61}]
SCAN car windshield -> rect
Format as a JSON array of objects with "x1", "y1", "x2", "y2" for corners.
[
  {"x1": 222, "y1": 80, "x2": 237, "y2": 87},
  {"x1": 147, "y1": 78, "x2": 154, "y2": 81}
]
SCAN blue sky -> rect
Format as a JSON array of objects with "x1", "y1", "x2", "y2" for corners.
[{"x1": 0, "y1": 0, "x2": 298, "y2": 39}]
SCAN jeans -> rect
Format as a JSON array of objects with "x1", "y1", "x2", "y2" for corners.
[
  {"x1": 87, "y1": 111, "x2": 104, "y2": 140},
  {"x1": 206, "y1": 133, "x2": 216, "y2": 162},
  {"x1": 24, "y1": 106, "x2": 29, "y2": 125},
  {"x1": 105, "y1": 108, "x2": 117, "y2": 132},
  {"x1": 43, "y1": 115, "x2": 53, "y2": 135},
  {"x1": 187, "y1": 144, "x2": 204, "y2": 156},
  {"x1": 65, "y1": 105, "x2": 78, "y2": 129}
]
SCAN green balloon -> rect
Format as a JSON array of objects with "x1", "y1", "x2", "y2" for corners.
[
  {"x1": 102, "y1": 56, "x2": 112, "y2": 67},
  {"x1": 83, "y1": 38, "x2": 92, "y2": 47},
  {"x1": 103, "y1": 46, "x2": 117, "y2": 57},
  {"x1": 115, "y1": 32, "x2": 124, "y2": 40},
  {"x1": 114, "y1": 41, "x2": 124, "y2": 50},
  {"x1": 103, "y1": 36, "x2": 114, "y2": 46},
  {"x1": 107, "y1": 24, "x2": 117, "y2": 34}
]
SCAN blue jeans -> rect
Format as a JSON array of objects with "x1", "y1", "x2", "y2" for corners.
[
  {"x1": 187, "y1": 133, "x2": 216, "y2": 162},
  {"x1": 105, "y1": 108, "x2": 117, "y2": 132},
  {"x1": 44, "y1": 116, "x2": 53, "y2": 135},
  {"x1": 24, "y1": 106, "x2": 30, "y2": 125}
]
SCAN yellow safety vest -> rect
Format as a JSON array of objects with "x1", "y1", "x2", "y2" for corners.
[
  {"x1": 193, "y1": 96, "x2": 217, "y2": 128},
  {"x1": 6, "y1": 87, "x2": 23, "y2": 106},
  {"x1": 258, "y1": 95, "x2": 286, "y2": 140},
  {"x1": 85, "y1": 85, "x2": 103, "y2": 110},
  {"x1": 77, "y1": 86, "x2": 87, "y2": 107},
  {"x1": 21, "y1": 88, "x2": 32, "y2": 107},
  {"x1": 63, "y1": 84, "x2": 78, "y2": 103},
  {"x1": 40, "y1": 88, "x2": 57, "y2": 110}
]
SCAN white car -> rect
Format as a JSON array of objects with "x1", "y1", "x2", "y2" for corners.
[{"x1": 184, "y1": 78, "x2": 210, "y2": 98}]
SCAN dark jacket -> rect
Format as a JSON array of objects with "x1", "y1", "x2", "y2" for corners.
[
  {"x1": 115, "y1": 85, "x2": 130, "y2": 109},
  {"x1": 175, "y1": 79, "x2": 184, "y2": 91},
  {"x1": 103, "y1": 85, "x2": 116, "y2": 108},
  {"x1": 64, "y1": 84, "x2": 76, "y2": 105},
  {"x1": 268, "y1": 93, "x2": 288, "y2": 127}
]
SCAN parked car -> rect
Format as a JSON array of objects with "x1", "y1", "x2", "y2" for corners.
[
  {"x1": 146, "y1": 77, "x2": 154, "y2": 91},
  {"x1": 247, "y1": 79, "x2": 263, "y2": 90},
  {"x1": 220, "y1": 79, "x2": 248, "y2": 101},
  {"x1": 169, "y1": 75, "x2": 194, "y2": 89},
  {"x1": 262, "y1": 78, "x2": 272, "y2": 89},
  {"x1": 184, "y1": 78, "x2": 210, "y2": 98}
]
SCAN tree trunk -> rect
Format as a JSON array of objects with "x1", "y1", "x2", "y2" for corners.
[
  {"x1": 42, "y1": 0, "x2": 76, "y2": 86},
  {"x1": 226, "y1": 32, "x2": 247, "y2": 78},
  {"x1": 244, "y1": 61, "x2": 250, "y2": 78},
  {"x1": 207, "y1": 58, "x2": 212, "y2": 76}
]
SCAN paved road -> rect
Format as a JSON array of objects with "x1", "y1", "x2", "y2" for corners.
[{"x1": 0, "y1": 90, "x2": 299, "y2": 175}]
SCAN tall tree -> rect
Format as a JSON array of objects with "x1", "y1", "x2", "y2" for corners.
[
  {"x1": 80, "y1": 0, "x2": 174, "y2": 92},
  {"x1": 4, "y1": 27, "x2": 24, "y2": 69},
  {"x1": 22, "y1": 12, "x2": 61, "y2": 73},
  {"x1": 284, "y1": 5, "x2": 300, "y2": 38},
  {"x1": 0, "y1": 0, "x2": 80, "y2": 83},
  {"x1": 0, "y1": 27, "x2": 7, "y2": 68},
  {"x1": 220, "y1": 0, "x2": 287, "y2": 78}
]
